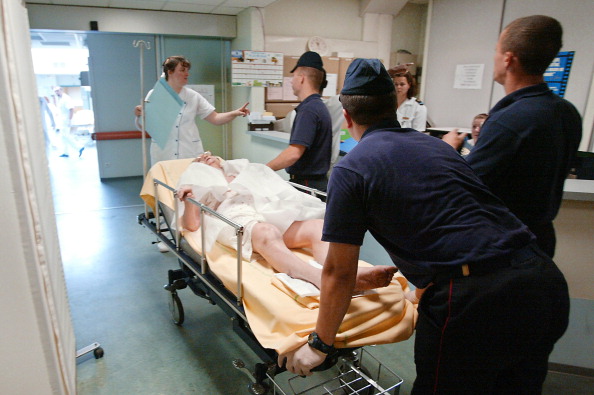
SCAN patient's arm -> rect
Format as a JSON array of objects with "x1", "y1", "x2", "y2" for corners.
[{"x1": 177, "y1": 186, "x2": 201, "y2": 231}]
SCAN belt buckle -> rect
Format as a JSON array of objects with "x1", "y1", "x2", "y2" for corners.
[{"x1": 461, "y1": 264, "x2": 470, "y2": 277}]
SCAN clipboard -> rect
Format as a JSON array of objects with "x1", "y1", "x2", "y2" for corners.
[{"x1": 145, "y1": 78, "x2": 184, "y2": 149}]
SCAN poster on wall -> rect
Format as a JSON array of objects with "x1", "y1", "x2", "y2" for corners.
[
  {"x1": 544, "y1": 51, "x2": 574, "y2": 98},
  {"x1": 453, "y1": 64, "x2": 484, "y2": 89},
  {"x1": 188, "y1": 85, "x2": 215, "y2": 106},
  {"x1": 232, "y1": 50, "x2": 284, "y2": 87}
]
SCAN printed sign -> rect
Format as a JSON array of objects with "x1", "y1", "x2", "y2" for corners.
[
  {"x1": 544, "y1": 51, "x2": 575, "y2": 98},
  {"x1": 232, "y1": 50, "x2": 284, "y2": 87},
  {"x1": 454, "y1": 64, "x2": 484, "y2": 90}
]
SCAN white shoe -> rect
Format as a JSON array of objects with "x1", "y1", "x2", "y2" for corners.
[{"x1": 157, "y1": 241, "x2": 169, "y2": 253}]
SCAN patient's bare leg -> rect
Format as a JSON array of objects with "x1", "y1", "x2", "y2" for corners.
[
  {"x1": 252, "y1": 222, "x2": 325, "y2": 288},
  {"x1": 281, "y1": 219, "x2": 328, "y2": 264},
  {"x1": 252, "y1": 221, "x2": 397, "y2": 292}
]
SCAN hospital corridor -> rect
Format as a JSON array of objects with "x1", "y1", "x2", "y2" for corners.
[{"x1": 46, "y1": 146, "x2": 592, "y2": 394}]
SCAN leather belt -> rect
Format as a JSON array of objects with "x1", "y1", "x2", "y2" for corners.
[{"x1": 432, "y1": 243, "x2": 539, "y2": 283}]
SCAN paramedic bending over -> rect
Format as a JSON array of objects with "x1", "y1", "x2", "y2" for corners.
[
  {"x1": 388, "y1": 67, "x2": 427, "y2": 132},
  {"x1": 176, "y1": 153, "x2": 396, "y2": 292},
  {"x1": 281, "y1": 59, "x2": 569, "y2": 394},
  {"x1": 135, "y1": 56, "x2": 250, "y2": 165}
]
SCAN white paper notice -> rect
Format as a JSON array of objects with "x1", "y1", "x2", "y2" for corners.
[
  {"x1": 283, "y1": 76, "x2": 298, "y2": 101},
  {"x1": 454, "y1": 64, "x2": 484, "y2": 89},
  {"x1": 322, "y1": 73, "x2": 338, "y2": 97},
  {"x1": 187, "y1": 85, "x2": 215, "y2": 106},
  {"x1": 267, "y1": 86, "x2": 283, "y2": 101}
]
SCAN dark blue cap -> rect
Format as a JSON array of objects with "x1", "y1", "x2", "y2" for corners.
[
  {"x1": 341, "y1": 58, "x2": 394, "y2": 95},
  {"x1": 291, "y1": 51, "x2": 325, "y2": 73}
]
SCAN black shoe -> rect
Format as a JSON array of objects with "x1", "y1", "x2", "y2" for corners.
[{"x1": 59, "y1": 153, "x2": 69, "y2": 158}]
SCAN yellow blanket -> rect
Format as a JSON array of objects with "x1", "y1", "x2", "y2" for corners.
[{"x1": 140, "y1": 159, "x2": 417, "y2": 354}]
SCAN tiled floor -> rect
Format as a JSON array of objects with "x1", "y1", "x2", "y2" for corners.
[{"x1": 49, "y1": 143, "x2": 593, "y2": 394}]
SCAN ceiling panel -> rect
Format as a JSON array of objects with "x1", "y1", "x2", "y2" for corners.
[
  {"x1": 210, "y1": 5, "x2": 245, "y2": 15},
  {"x1": 51, "y1": 0, "x2": 110, "y2": 6},
  {"x1": 110, "y1": 0, "x2": 168, "y2": 10},
  {"x1": 166, "y1": 0, "x2": 223, "y2": 5},
  {"x1": 161, "y1": 2, "x2": 218, "y2": 13},
  {"x1": 25, "y1": 0, "x2": 279, "y2": 14}
]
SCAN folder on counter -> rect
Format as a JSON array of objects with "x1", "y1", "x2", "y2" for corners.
[{"x1": 340, "y1": 137, "x2": 358, "y2": 155}]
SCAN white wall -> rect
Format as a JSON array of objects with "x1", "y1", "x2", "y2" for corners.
[
  {"x1": 264, "y1": 0, "x2": 363, "y2": 41},
  {"x1": 391, "y1": 2, "x2": 427, "y2": 64},
  {"x1": 424, "y1": 0, "x2": 594, "y2": 131},
  {"x1": 423, "y1": 0, "x2": 504, "y2": 127},
  {"x1": 263, "y1": 0, "x2": 393, "y2": 63},
  {"x1": 231, "y1": 7, "x2": 266, "y2": 163}
]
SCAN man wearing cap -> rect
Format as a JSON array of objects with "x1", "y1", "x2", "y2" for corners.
[
  {"x1": 266, "y1": 51, "x2": 332, "y2": 191},
  {"x1": 278, "y1": 59, "x2": 569, "y2": 394}
]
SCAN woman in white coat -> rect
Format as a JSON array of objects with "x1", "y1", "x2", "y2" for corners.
[
  {"x1": 389, "y1": 68, "x2": 427, "y2": 132},
  {"x1": 135, "y1": 56, "x2": 249, "y2": 165}
]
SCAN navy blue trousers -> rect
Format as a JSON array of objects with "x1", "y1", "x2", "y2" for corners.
[{"x1": 412, "y1": 247, "x2": 569, "y2": 395}]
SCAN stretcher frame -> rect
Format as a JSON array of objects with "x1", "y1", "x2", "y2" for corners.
[{"x1": 138, "y1": 177, "x2": 404, "y2": 394}]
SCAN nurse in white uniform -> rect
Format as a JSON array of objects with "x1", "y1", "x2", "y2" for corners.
[
  {"x1": 136, "y1": 56, "x2": 250, "y2": 166},
  {"x1": 389, "y1": 68, "x2": 427, "y2": 132}
]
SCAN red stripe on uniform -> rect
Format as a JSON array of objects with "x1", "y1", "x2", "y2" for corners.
[{"x1": 433, "y1": 279, "x2": 454, "y2": 394}]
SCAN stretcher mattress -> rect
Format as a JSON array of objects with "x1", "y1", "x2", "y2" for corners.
[{"x1": 140, "y1": 158, "x2": 417, "y2": 354}]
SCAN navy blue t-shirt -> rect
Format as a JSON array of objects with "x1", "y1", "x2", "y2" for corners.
[
  {"x1": 286, "y1": 93, "x2": 332, "y2": 176},
  {"x1": 323, "y1": 120, "x2": 534, "y2": 288},
  {"x1": 467, "y1": 83, "x2": 582, "y2": 228}
]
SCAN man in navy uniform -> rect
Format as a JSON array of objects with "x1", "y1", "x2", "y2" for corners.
[
  {"x1": 279, "y1": 58, "x2": 570, "y2": 394},
  {"x1": 444, "y1": 15, "x2": 582, "y2": 257},
  {"x1": 266, "y1": 51, "x2": 332, "y2": 191}
]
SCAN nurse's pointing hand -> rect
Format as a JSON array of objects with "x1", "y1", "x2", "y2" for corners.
[{"x1": 237, "y1": 102, "x2": 250, "y2": 117}]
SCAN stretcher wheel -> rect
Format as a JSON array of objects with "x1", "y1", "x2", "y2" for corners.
[
  {"x1": 168, "y1": 291, "x2": 184, "y2": 326},
  {"x1": 248, "y1": 382, "x2": 269, "y2": 395},
  {"x1": 93, "y1": 347, "x2": 104, "y2": 359}
]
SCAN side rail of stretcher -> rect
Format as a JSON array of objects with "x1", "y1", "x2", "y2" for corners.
[
  {"x1": 153, "y1": 178, "x2": 246, "y2": 304},
  {"x1": 287, "y1": 181, "x2": 327, "y2": 200},
  {"x1": 152, "y1": 179, "x2": 325, "y2": 304}
]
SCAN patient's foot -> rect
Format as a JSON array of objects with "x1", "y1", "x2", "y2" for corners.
[{"x1": 354, "y1": 266, "x2": 397, "y2": 292}]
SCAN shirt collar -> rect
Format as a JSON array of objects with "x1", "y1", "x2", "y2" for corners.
[
  {"x1": 491, "y1": 83, "x2": 551, "y2": 113},
  {"x1": 360, "y1": 119, "x2": 401, "y2": 140},
  {"x1": 296, "y1": 93, "x2": 322, "y2": 110}
]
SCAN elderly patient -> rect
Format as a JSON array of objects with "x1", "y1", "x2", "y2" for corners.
[{"x1": 176, "y1": 152, "x2": 396, "y2": 292}]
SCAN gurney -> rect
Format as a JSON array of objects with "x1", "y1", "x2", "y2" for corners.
[{"x1": 138, "y1": 158, "x2": 417, "y2": 394}]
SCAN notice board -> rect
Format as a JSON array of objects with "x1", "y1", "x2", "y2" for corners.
[
  {"x1": 544, "y1": 51, "x2": 575, "y2": 98},
  {"x1": 232, "y1": 50, "x2": 284, "y2": 87}
]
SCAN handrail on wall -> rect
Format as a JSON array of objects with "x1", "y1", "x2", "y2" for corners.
[{"x1": 91, "y1": 131, "x2": 151, "y2": 141}]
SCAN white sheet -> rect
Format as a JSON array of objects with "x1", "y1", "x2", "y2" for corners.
[{"x1": 178, "y1": 160, "x2": 326, "y2": 259}]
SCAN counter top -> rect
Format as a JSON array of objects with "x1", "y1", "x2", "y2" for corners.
[
  {"x1": 246, "y1": 129, "x2": 594, "y2": 201},
  {"x1": 246, "y1": 130, "x2": 290, "y2": 143},
  {"x1": 563, "y1": 179, "x2": 594, "y2": 201},
  {"x1": 427, "y1": 127, "x2": 471, "y2": 134}
]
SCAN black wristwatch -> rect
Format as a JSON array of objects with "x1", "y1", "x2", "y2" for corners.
[{"x1": 307, "y1": 332, "x2": 335, "y2": 354}]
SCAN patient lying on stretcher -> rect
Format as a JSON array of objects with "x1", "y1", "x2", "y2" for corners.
[{"x1": 176, "y1": 153, "x2": 397, "y2": 292}]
